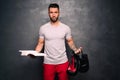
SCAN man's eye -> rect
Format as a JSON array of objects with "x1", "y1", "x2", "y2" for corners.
[{"x1": 49, "y1": 12, "x2": 58, "y2": 14}]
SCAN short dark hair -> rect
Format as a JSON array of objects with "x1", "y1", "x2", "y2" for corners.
[{"x1": 48, "y1": 3, "x2": 59, "y2": 10}]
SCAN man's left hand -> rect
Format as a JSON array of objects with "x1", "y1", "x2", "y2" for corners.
[{"x1": 74, "y1": 47, "x2": 82, "y2": 54}]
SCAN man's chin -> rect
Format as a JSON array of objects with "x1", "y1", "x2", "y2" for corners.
[
  {"x1": 50, "y1": 18, "x2": 59, "y2": 23},
  {"x1": 51, "y1": 19, "x2": 58, "y2": 23}
]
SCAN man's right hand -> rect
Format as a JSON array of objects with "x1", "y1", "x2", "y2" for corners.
[{"x1": 28, "y1": 54, "x2": 36, "y2": 58}]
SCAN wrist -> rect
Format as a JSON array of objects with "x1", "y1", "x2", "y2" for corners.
[{"x1": 73, "y1": 48, "x2": 77, "y2": 52}]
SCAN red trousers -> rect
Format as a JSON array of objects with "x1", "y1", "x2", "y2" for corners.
[{"x1": 43, "y1": 61, "x2": 69, "y2": 80}]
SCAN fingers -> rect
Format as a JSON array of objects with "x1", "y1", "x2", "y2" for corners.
[
  {"x1": 75, "y1": 47, "x2": 83, "y2": 54},
  {"x1": 79, "y1": 47, "x2": 83, "y2": 49},
  {"x1": 28, "y1": 54, "x2": 36, "y2": 58},
  {"x1": 74, "y1": 49, "x2": 80, "y2": 54}
]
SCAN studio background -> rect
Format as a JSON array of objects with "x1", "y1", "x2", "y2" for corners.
[{"x1": 0, "y1": 0, "x2": 120, "y2": 80}]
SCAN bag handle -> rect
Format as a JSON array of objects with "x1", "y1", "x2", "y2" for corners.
[
  {"x1": 77, "y1": 47, "x2": 83, "y2": 58},
  {"x1": 71, "y1": 47, "x2": 83, "y2": 56}
]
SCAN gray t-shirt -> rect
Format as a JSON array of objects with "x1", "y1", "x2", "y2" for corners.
[{"x1": 39, "y1": 22, "x2": 72, "y2": 64}]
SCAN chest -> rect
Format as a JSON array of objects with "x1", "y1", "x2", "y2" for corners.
[{"x1": 44, "y1": 27, "x2": 66, "y2": 40}]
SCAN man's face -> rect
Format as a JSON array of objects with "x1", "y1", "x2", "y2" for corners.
[{"x1": 48, "y1": 8, "x2": 59, "y2": 22}]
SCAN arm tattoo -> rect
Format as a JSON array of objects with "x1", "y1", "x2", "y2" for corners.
[{"x1": 70, "y1": 43, "x2": 77, "y2": 51}]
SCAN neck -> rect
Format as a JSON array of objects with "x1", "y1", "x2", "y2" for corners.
[{"x1": 50, "y1": 20, "x2": 60, "y2": 26}]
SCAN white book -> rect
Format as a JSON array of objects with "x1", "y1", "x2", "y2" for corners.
[{"x1": 19, "y1": 50, "x2": 46, "y2": 56}]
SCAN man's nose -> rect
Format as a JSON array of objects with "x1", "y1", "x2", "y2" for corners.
[{"x1": 52, "y1": 13, "x2": 56, "y2": 16}]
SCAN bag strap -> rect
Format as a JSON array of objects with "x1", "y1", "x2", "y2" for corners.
[{"x1": 78, "y1": 49, "x2": 83, "y2": 58}]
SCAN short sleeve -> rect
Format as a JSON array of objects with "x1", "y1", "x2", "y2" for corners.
[
  {"x1": 65, "y1": 26, "x2": 72, "y2": 39},
  {"x1": 39, "y1": 27, "x2": 44, "y2": 39}
]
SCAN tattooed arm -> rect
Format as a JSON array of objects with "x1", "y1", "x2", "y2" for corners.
[
  {"x1": 67, "y1": 37, "x2": 82, "y2": 54},
  {"x1": 35, "y1": 38, "x2": 44, "y2": 52}
]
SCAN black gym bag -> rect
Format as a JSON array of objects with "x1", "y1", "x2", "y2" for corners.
[
  {"x1": 67, "y1": 54, "x2": 79, "y2": 75},
  {"x1": 67, "y1": 50, "x2": 89, "y2": 75},
  {"x1": 78, "y1": 51, "x2": 89, "y2": 73}
]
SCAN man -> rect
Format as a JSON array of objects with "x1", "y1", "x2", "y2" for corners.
[{"x1": 35, "y1": 3, "x2": 82, "y2": 80}]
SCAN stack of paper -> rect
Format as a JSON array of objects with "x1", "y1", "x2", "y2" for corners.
[{"x1": 19, "y1": 50, "x2": 46, "y2": 56}]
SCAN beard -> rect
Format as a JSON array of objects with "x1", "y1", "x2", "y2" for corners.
[{"x1": 50, "y1": 16, "x2": 59, "y2": 23}]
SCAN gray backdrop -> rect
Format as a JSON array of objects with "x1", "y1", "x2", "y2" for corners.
[{"x1": 0, "y1": 0, "x2": 120, "y2": 80}]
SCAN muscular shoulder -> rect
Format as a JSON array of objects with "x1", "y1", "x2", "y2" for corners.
[
  {"x1": 40, "y1": 22, "x2": 50, "y2": 29},
  {"x1": 60, "y1": 22, "x2": 71, "y2": 32}
]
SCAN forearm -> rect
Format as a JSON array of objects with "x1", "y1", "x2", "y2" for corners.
[
  {"x1": 35, "y1": 43, "x2": 44, "y2": 52},
  {"x1": 67, "y1": 38, "x2": 77, "y2": 52},
  {"x1": 67, "y1": 38, "x2": 82, "y2": 54},
  {"x1": 35, "y1": 38, "x2": 44, "y2": 52}
]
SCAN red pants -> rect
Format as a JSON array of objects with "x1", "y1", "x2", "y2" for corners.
[{"x1": 43, "y1": 61, "x2": 69, "y2": 80}]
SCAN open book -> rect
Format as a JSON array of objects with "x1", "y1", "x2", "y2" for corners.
[{"x1": 19, "y1": 50, "x2": 46, "y2": 56}]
